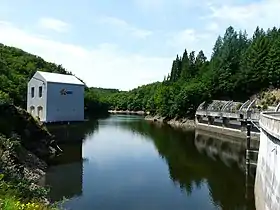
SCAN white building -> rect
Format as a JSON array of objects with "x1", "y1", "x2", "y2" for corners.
[{"x1": 27, "y1": 71, "x2": 85, "y2": 123}]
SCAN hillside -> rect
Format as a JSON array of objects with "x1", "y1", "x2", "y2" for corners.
[
  {"x1": 0, "y1": 43, "x2": 109, "y2": 115},
  {"x1": 106, "y1": 26, "x2": 280, "y2": 119}
]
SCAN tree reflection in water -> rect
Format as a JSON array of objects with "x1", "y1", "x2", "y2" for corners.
[
  {"x1": 120, "y1": 119, "x2": 256, "y2": 210},
  {"x1": 41, "y1": 120, "x2": 99, "y2": 202}
]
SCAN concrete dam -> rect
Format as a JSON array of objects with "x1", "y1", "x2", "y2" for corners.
[{"x1": 195, "y1": 100, "x2": 280, "y2": 210}]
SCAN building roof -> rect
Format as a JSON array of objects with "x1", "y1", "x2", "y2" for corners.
[{"x1": 37, "y1": 71, "x2": 84, "y2": 86}]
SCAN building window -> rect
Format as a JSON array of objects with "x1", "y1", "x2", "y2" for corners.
[
  {"x1": 39, "y1": 86, "x2": 43, "y2": 97},
  {"x1": 37, "y1": 106, "x2": 43, "y2": 120},
  {"x1": 30, "y1": 106, "x2": 35, "y2": 115},
  {"x1": 31, "y1": 87, "x2": 35, "y2": 98}
]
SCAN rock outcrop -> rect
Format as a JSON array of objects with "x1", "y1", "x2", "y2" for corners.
[
  {"x1": 0, "y1": 102, "x2": 61, "y2": 185},
  {"x1": 0, "y1": 103, "x2": 59, "y2": 160},
  {"x1": 145, "y1": 115, "x2": 196, "y2": 129}
]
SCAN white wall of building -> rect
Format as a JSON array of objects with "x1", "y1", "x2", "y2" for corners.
[
  {"x1": 27, "y1": 72, "x2": 47, "y2": 121},
  {"x1": 46, "y1": 82, "x2": 84, "y2": 122},
  {"x1": 27, "y1": 71, "x2": 85, "y2": 123}
]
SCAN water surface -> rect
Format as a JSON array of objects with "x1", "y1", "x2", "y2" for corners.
[{"x1": 45, "y1": 115, "x2": 256, "y2": 210}]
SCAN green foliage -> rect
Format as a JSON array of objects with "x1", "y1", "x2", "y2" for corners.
[
  {"x1": 0, "y1": 135, "x2": 48, "y2": 200},
  {"x1": 105, "y1": 25, "x2": 280, "y2": 118},
  {"x1": 0, "y1": 44, "x2": 109, "y2": 115},
  {"x1": 0, "y1": 179, "x2": 58, "y2": 210},
  {"x1": 0, "y1": 91, "x2": 12, "y2": 105},
  {"x1": 0, "y1": 197, "x2": 57, "y2": 210},
  {"x1": 0, "y1": 44, "x2": 72, "y2": 107},
  {"x1": 0, "y1": 134, "x2": 63, "y2": 209}
]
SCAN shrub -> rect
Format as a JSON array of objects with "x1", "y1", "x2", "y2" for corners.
[
  {"x1": 0, "y1": 91, "x2": 12, "y2": 105},
  {"x1": 0, "y1": 174, "x2": 59, "y2": 210},
  {"x1": 262, "y1": 104, "x2": 268, "y2": 110}
]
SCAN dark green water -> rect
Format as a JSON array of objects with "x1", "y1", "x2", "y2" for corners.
[{"x1": 44, "y1": 115, "x2": 256, "y2": 210}]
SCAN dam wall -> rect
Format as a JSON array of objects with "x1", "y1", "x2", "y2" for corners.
[{"x1": 255, "y1": 112, "x2": 280, "y2": 210}]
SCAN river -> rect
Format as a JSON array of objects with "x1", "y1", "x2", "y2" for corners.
[{"x1": 44, "y1": 115, "x2": 256, "y2": 210}]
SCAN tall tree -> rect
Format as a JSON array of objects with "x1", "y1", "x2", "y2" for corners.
[
  {"x1": 195, "y1": 50, "x2": 207, "y2": 74},
  {"x1": 180, "y1": 49, "x2": 190, "y2": 81},
  {"x1": 243, "y1": 33, "x2": 270, "y2": 94},
  {"x1": 189, "y1": 51, "x2": 196, "y2": 77},
  {"x1": 266, "y1": 38, "x2": 280, "y2": 87},
  {"x1": 211, "y1": 35, "x2": 223, "y2": 58}
]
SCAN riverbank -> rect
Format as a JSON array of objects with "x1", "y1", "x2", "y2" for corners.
[
  {"x1": 145, "y1": 115, "x2": 196, "y2": 129},
  {"x1": 109, "y1": 110, "x2": 147, "y2": 115},
  {"x1": 144, "y1": 115, "x2": 259, "y2": 141},
  {"x1": 0, "y1": 103, "x2": 61, "y2": 209}
]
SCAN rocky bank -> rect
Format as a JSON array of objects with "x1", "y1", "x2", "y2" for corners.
[
  {"x1": 145, "y1": 115, "x2": 196, "y2": 129},
  {"x1": 0, "y1": 102, "x2": 61, "y2": 198}
]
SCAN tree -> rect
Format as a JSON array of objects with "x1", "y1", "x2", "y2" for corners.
[
  {"x1": 180, "y1": 49, "x2": 190, "y2": 81},
  {"x1": 212, "y1": 35, "x2": 223, "y2": 58},
  {"x1": 266, "y1": 38, "x2": 280, "y2": 87},
  {"x1": 195, "y1": 50, "x2": 207, "y2": 74},
  {"x1": 189, "y1": 51, "x2": 196, "y2": 77},
  {"x1": 243, "y1": 34, "x2": 270, "y2": 94}
]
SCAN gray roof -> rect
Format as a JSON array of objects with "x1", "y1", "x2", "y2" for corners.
[{"x1": 37, "y1": 71, "x2": 84, "y2": 86}]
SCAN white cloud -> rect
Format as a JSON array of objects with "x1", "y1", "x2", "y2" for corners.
[
  {"x1": 206, "y1": 22, "x2": 219, "y2": 32},
  {"x1": 0, "y1": 21, "x2": 171, "y2": 90},
  {"x1": 168, "y1": 29, "x2": 197, "y2": 48},
  {"x1": 134, "y1": 0, "x2": 164, "y2": 11},
  {"x1": 38, "y1": 17, "x2": 70, "y2": 33},
  {"x1": 176, "y1": 0, "x2": 280, "y2": 57},
  {"x1": 100, "y1": 16, "x2": 152, "y2": 39},
  {"x1": 167, "y1": 29, "x2": 213, "y2": 57},
  {"x1": 206, "y1": 0, "x2": 280, "y2": 35}
]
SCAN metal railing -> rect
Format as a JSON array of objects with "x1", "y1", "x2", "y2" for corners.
[{"x1": 196, "y1": 99, "x2": 261, "y2": 121}]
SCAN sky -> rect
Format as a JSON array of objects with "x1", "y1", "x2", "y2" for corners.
[{"x1": 0, "y1": 0, "x2": 279, "y2": 90}]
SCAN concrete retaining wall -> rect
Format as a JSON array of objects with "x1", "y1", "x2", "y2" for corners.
[
  {"x1": 196, "y1": 122, "x2": 260, "y2": 141},
  {"x1": 255, "y1": 112, "x2": 280, "y2": 210}
]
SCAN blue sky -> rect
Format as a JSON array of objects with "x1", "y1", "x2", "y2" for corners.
[{"x1": 0, "y1": 0, "x2": 279, "y2": 90}]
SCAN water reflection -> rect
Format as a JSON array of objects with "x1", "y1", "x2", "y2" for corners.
[
  {"x1": 42, "y1": 120, "x2": 99, "y2": 202},
  {"x1": 47, "y1": 120, "x2": 99, "y2": 143},
  {"x1": 195, "y1": 129, "x2": 246, "y2": 171},
  {"x1": 44, "y1": 115, "x2": 256, "y2": 210},
  {"x1": 121, "y1": 119, "x2": 256, "y2": 210}
]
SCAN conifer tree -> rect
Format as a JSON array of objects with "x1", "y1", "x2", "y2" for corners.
[{"x1": 180, "y1": 49, "x2": 190, "y2": 81}]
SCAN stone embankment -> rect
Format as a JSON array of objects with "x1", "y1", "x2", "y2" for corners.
[
  {"x1": 145, "y1": 115, "x2": 196, "y2": 129},
  {"x1": 109, "y1": 110, "x2": 147, "y2": 115}
]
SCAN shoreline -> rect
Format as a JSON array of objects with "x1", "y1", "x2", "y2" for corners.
[
  {"x1": 108, "y1": 110, "x2": 148, "y2": 115},
  {"x1": 144, "y1": 115, "x2": 196, "y2": 129},
  {"x1": 144, "y1": 115, "x2": 260, "y2": 141}
]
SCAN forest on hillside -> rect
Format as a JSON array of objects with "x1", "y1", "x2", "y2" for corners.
[
  {"x1": 1, "y1": 25, "x2": 280, "y2": 119},
  {"x1": 0, "y1": 43, "x2": 112, "y2": 115},
  {"x1": 105, "y1": 26, "x2": 280, "y2": 119}
]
